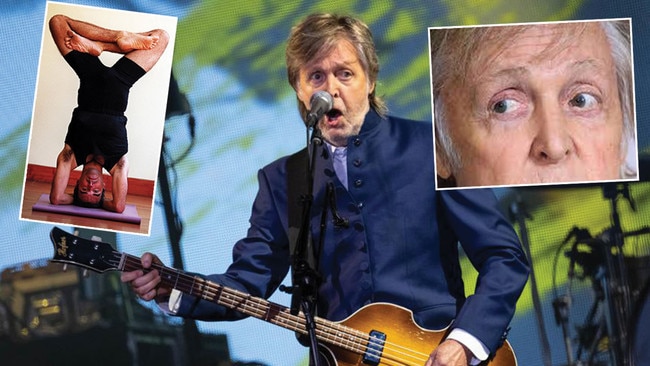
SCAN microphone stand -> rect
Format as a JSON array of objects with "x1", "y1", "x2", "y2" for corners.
[
  {"x1": 601, "y1": 183, "x2": 633, "y2": 366},
  {"x1": 285, "y1": 123, "x2": 324, "y2": 366}
]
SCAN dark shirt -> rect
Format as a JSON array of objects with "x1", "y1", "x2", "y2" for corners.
[{"x1": 62, "y1": 51, "x2": 145, "y2": 171}]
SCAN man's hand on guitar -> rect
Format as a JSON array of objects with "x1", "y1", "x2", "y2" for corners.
[
  {"x1": 120, "y1": 252, "x2": 170, "y2": 302},
  {"x1": 426, "y1": 339, "x2": 472, "y2": 366}
]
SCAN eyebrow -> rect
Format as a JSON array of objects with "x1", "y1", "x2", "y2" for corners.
[
  {"x1": 81, "y1": 189, "x2": 101, "y2": 197},
  {"x1": 567, "y1": 59, "x2": 607, "y2": 74}
]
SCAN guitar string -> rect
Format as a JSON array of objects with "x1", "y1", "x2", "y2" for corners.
[
  {"x1": 114, "y1": 253, "x2": 430, "y2": 365},
  {"x1": 203, "y1": 280, "x2": 429, "y2": 366},
  {"x1": 118, "y1": 254, "x2": 429, "y2": 366},
  {"x1": 56, "y1": 231, "x2": 513, "y2": 365}
]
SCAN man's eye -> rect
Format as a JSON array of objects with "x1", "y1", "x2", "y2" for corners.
[
  {"x1": 569, "y1": 93, "x2": 598, "y2": 109},
  {"x1": 338, "y1": 70, "x2": 352, "y2": 79},
  {"x1": 492, "y1": 99, "x2": 517, "y2": 114}
]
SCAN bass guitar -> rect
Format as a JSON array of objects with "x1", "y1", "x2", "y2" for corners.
[{"x1": 49, "y1": 226, "x2": 517, "y2": 366}]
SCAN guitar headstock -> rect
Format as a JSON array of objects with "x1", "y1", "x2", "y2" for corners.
[{"x1": 49, "y1": 227, "x2": 121, "y2": 273}]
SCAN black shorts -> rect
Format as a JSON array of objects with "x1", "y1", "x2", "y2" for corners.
[{"x1": 64, "y1": 50, "x2": 146, "y2": 114}]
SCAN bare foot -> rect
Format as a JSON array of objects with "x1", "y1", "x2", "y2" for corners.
[
  {"x1": 116, "y1": 32, "x2": 160, "y2": 52},
  {"x1": 65, "y1": 30, "x2": 102, "y2": 56}
]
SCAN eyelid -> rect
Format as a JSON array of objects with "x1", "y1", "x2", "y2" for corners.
[
  {"x1": 565, "y1": 82, "x2": 603, "y2": 108},
  {"x1": 486, "y1": 89, "x2": 529, "y2": 120},
  {"x1": 337, "y1": 69, "x2": 352, "y2": 77},
  {"x1": 571, "y1": 82, "x2": 601, "y2": 95}
]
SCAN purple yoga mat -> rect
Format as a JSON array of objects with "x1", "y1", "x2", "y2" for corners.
[{"x1": 32, "y1": 194, "x2": 141, "y2": 225}]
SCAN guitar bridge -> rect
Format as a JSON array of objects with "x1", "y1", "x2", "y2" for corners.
[{"x1": 363, "y1": 330, "x2": 386, "y2": 365}]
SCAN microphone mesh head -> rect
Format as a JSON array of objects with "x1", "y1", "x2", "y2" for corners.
[{"x1": 311, "y1": 90, "x2": 333, "y2": 111}]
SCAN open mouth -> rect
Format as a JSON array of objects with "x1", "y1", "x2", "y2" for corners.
[{"x1": 326, "y1": 108, "x2": 342, "y2": 122}]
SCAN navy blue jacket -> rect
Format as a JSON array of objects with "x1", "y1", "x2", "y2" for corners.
[{"x1": 177, "y1": 109, "x2": 529, "y2": 353}]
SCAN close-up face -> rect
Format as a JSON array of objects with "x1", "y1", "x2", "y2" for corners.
[
  {"x1": 437, "y1": 22, "x2": 627, "y2": 186},
  {"x1": 296, "y1": 38, "x2": 375, "y2": 147},
  {"x1": 76, "y1": 166, "x2": 105, "y2": 205}
]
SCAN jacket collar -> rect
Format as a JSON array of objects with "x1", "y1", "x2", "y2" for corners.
[{"x1": 357, "y1": 108, "x2": 383, "y2": 137}]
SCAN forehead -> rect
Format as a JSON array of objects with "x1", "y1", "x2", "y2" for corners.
[
  {"x1": 302, "y1": 38, "x2": 363, "y2": 71},
  {"x1": 472, "y1": 22, "x2": 612, "y2": 76}
]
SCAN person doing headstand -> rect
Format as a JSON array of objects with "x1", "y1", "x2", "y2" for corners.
[{"x1": 48, "y1": 14, "x2": 169, "y2": 213}]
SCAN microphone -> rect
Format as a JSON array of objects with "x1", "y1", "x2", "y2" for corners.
[{"x1": 306, "y1": 91, "x2": 333, "y2": 128}]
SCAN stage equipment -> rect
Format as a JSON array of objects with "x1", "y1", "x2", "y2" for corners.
[
  {"x1": 0, "y1": 258, "x2": 101, "y2": 340},
  {"x1": 554, "y1": 183, "x2": 650, "y2": 366},
  {"x1": 0, "y1": 227, "x2": 231, "y2": 366}
]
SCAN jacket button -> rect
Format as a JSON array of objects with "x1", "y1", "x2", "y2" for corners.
[
  {"x1": 354, "y1": 179, "x2": 363, "y2": 187},
  {"x1": 353, "y1": 138, "x2": 361, "y2": 146},
  {"x1": 353, "y1": 159, "x2": 362, "y2": 167}
]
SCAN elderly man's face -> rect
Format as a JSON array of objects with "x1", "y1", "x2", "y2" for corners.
[
  {"x1": 296, "y1": 39, "x2": 375, "y2": 147},
  {"x1": 437, "y1": 23, "x2": 625, "y2": 186}
]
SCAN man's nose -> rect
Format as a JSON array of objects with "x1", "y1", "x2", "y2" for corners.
[
  {"x1": 529, "y1": 103, "x2": 573, "y2": 164},
  {"x1": 323, "y1": 75, "x2": 340, "y2": 98}
]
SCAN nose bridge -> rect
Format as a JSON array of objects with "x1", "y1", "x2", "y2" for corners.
[
  {"x1": 530, "y1": 100, "x2": 572, "y2": 163},
  {"x1": 324, "y1": 73, "x2": 340, "y2": 97}
]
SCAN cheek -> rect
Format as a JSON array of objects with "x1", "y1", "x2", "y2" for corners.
[
  {"x1": 574, "y1": 125, "x2": 623, "y2": 163},
  {"x1": 452, "y1": 118, "x2": 532, "y2": 163},
  {"x1": 452, "y1": 127, "x2": 534, "y2": 184},
  {"x1": 295, "y1": 80, "x2": 316, "y2": 107},
  {"x1": 461, "y1": 137, "x2": 528, "y2": 166},
  {"x1": 296, "y1": 89, "x2": 308, "y2": 107}
]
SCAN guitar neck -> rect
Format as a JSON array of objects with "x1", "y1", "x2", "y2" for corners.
[
  {"x1": 117, "y1": 253, "x2": 375, "y2": 357},
  {"x1": 118, "y1": 253, "x2": 305, "y2": 331},
  {"x1": 117, "y1": 253, "x2": 376, "y2": 358}
]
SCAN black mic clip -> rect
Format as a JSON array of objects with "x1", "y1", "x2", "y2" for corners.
[{"x1": 310, "y1": 125, "x2": 323, "y2": 146}]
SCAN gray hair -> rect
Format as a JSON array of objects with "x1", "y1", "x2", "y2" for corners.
[{"x1": 601, "y1": 20, "x2": 635, "y2": 178}]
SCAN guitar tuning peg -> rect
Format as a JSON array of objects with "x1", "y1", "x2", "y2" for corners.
[
  {"x1": 82, "y1": 269, "x2": 89, "y2": 278},
  {"x1": 62, "y1": 264, "x2": 68, "y2": 272}
]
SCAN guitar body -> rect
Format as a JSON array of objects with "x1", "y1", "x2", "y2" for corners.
[{"x1": 319, "y1": 303, "x2": 517, "y2": 366}]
